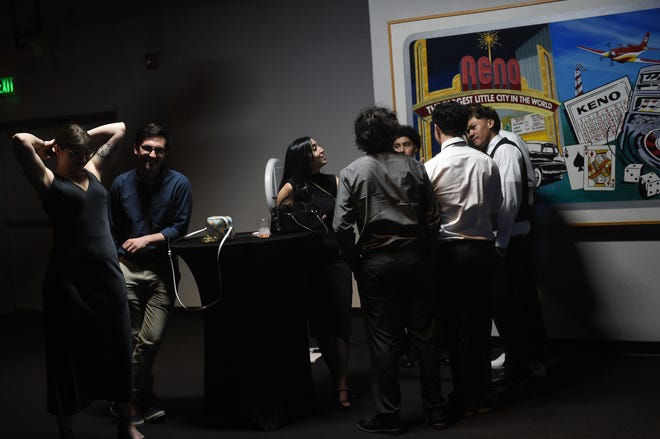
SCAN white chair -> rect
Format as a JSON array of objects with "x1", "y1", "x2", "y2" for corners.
[{"x1": 264, "y1": 157, "x2": 283, "y2": 209}]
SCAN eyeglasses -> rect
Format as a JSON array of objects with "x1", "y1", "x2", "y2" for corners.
[
  {"x1": 139, "y1": 144, "x2": 167, "y2": 156},
  {"x1": 61, "y1": 145, "x2": 95, "y2": 158}
]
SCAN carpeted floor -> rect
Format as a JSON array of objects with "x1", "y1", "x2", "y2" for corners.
[{"x1": 2, "y1": 310, "x2": 659, "y2": 438}]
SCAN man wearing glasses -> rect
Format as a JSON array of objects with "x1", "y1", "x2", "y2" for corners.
[{"x1": 109, "y1": 122, "x2": 193, "y2": 425}]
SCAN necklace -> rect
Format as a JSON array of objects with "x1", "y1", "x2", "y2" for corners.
[{"x1": 311, "y1": 181, "x2": 334, "y2": 199}]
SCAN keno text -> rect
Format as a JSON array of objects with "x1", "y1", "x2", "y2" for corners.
[
  {"x1": 576, "y1": 91, "x2": 623, "y2": 115},
  {"x1": 460, "y1": 56, "x2": 522, "y2": 91}
]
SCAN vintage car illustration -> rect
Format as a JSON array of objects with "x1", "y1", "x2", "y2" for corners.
[{"x1": 525, "y1": 141, "x2": 567, "y2": 188}]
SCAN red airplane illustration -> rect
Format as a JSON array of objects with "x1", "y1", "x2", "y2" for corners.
[{"x1": 577, "y1": 32, "x2": 660, "y2": 64}]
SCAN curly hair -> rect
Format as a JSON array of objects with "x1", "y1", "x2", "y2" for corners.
[
  {"x1": 395, "y1": 124, "x2": 421, "y2": 151},
  {"x1": 354, "y1": 106, "x2": 399, "y2": 154}
]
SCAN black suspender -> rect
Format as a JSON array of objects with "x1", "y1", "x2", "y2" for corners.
[{"x1": 489, "y1": 137, "x2": 531, "y2": 223}]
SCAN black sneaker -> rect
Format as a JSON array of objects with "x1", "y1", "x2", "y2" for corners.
[
  {"x1": 426, "y1": 406, "x2": 449, "y2": 430},
  {"x1": 130, "y1": 414, "x2": 145, "y2": 426},
  {"x1": 109, "y1": 402, "x2": 144, "y2": 425},
  {"x1": 130, "y1": 404, "x2": 145, "y2": 426},
  {"x1": 357, "y1": 413, "x2": 401, "y2": 434},
  {"x1": 142, "y1": 406, "x2": 166, "y2": 423}
]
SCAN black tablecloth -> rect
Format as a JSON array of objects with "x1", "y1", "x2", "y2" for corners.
[{"x1": 171, "y1": 231, "x2": 317, "y2": 430}]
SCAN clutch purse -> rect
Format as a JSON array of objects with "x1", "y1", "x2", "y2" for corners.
[{"x1": 270, "y1": 202, "x2": 327, "y2": 235}]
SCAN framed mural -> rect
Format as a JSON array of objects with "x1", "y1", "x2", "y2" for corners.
[{"x1": 388, "y1": 0, "x2": 660, "y2": 225}]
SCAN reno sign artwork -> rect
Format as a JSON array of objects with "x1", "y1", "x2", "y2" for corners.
[
  {"x1": 414, "y1": 55, "x2": 560, "y2": 120},
  {"x1": 394, "y1": 3, "x2": 660, "y2": 224},
  {"x1": 410, "y1": 27, "x2": 562, "y2": 155}
]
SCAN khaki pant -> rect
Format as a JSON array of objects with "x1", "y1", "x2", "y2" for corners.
[{"x1": 119, "y1": 256, "x2": 175, "y2": 409}]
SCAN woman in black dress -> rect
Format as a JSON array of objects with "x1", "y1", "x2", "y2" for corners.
[
  {"x1": 12, "y1": 123, "x2": 143, "y2": 439},
  {"x1": 276, "y1": 136, "x2": 354, "y2": 409}
]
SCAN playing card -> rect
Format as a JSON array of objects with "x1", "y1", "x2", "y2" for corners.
[
  {"x1": 563, "y1": 144, "x2": 586, "y2": 190},
  {"x1": 584, "y1": 145, "x2": 615, "y2": 191}
]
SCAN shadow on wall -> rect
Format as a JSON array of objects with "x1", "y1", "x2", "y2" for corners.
[
  {"x1": 532, "y1": 194, "x2": 603, "y2": 341},
  {"x1": 534, "y1": 194, "x2": 660, "y2": 343}
]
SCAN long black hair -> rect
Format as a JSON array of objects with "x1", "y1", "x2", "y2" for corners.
[{"x1": 279, "y1": 136, "x2": 314, "y2": 194}]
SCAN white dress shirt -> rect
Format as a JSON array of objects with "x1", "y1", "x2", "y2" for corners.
[
  {"x1": 487, "y1": 134, "x2": 531, "y2": 248},
  {"x1": 424, "y1": 137, "x2": 502, "y2": 241},
  {"x1": 500, "y1": 129, "x2": 536, "y2": 205}
]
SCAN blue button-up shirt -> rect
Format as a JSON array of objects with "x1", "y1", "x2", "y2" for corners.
[{"x1": 109, "y1": 167, "x2": 192, "y2": 265}]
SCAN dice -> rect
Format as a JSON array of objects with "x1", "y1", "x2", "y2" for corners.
[
  {"x1": 639, "y1": 171, "x2": 660, "y2": 198},
  {"x1": 624, "y1": 164, "x2": 643, "y2": 183}
]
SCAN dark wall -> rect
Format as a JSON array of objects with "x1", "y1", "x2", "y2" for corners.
[{"x1": 0, "y1": 0, "x2": 373, "y2": 310}]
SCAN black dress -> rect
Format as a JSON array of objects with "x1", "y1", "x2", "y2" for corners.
[
  {"x1": 41, "y1": 170, "x2": 132, "y2": 415},
  {"x1": 289, "y1": 173, "x2": 352, "y2": 338}
]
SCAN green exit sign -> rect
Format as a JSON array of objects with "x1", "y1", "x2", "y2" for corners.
[{"x1": 0, "y1": 76, "x2": 15, "y2": 95}]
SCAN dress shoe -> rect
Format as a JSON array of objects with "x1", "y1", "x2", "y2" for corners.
[
  {"x1": 357, "y1": 413, "x2": 402, "y2": 434},
  {"x1": 426, "y1": 406, "x2": 449, "y2": 430}
]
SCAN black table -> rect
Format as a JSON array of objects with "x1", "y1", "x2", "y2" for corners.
[{"x1": 171, "y1": 231, "x2": 318, "y2": 430}]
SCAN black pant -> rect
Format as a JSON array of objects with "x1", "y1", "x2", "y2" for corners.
[
  {"x1": 492, "y1": 234, "x2": 547, "y2": 379},
  {"x1": 356, "y1": 249, "x2": 444, "y2": 415},
  {"x1": 438, "y1": 239, "x2": 497, "y2": 408}
]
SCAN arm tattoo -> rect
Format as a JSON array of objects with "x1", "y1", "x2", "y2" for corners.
[{"x1": 95, "y1": 142, "x2": 117, "y2": 160}]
